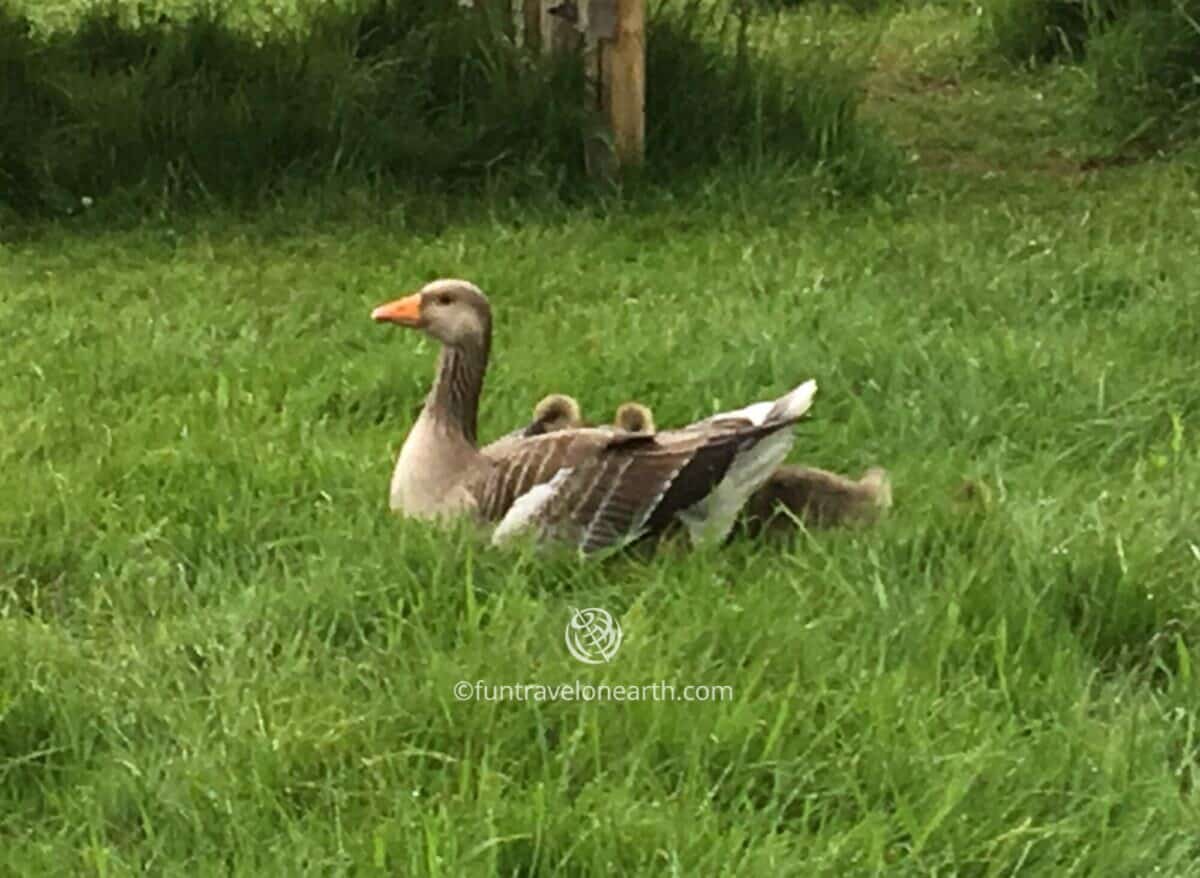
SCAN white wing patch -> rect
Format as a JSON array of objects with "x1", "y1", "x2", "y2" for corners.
[
  {"x1": 677, "y1": 428, "x2": 796, "y2": 545},
  {"x1": 491, "y1": 467, "x2": 573, "y2": 545},
  {"x1": 717, "y1": 400, "x2": 775, "y2": 426},
  {"x1": 700, "y1": 379, "x2": 818, "y2": 428},
  {"x1": 768, "y1": 379, "x2": 818, "y2": 421}
]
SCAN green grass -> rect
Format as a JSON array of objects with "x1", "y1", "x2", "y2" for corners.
[{"x1": 4, "y1": 2, "x2": 1200, "y2": 874}]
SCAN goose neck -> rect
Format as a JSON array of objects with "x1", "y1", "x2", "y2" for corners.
[{"x1": 426, "y1": 339, "x2": 488, "y2": 444}]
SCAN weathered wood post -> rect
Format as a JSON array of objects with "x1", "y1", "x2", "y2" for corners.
[
  {"x1": 524, "y1": 0, "x2": 645, "y2": 178},
  {"x1": 602, "y1": 0, "x2": 645, "y2": 168},
  {"x1": 522, "y1": 0, "x2": 542, "y2": 51}
]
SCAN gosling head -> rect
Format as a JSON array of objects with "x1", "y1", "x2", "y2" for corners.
[
  {"x1": 525, "y1": 393, "x2": 583, "y2": 436},
  {"x1": 614, "y1": 401, "x2": 655, "y2": 434}
]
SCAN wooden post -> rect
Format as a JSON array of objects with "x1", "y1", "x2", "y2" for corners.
[
  {"x1": 601, "y1": 0, "x2": 645, "y2": 167},
  {"x1": 522, "y1": 0, "x2": 542, "y2": 51},
  {"x1": 522, "y1": 0, "x2": 644, "y2": 176}
]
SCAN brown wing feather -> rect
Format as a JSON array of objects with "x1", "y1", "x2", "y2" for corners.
[
  {"x1": 575, "y1": 451, "x2": 693, "y2": 552},
  {"x1": 472, "y1": 429, "x2": 618, "y2": 522},
  {"x1": 473, "y1": 416, "x2": 807, "y2": 553},
  {"x1": 524, "y1": 440, "x2": 696, "y2": 551}
]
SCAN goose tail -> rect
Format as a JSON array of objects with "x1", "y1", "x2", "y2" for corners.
[
  {"x1": 767, "y1": 378, "x2": 818, "y2": 423},
  {"x1": 677, "y1": 379, "x2": 818, "y2": 545}
]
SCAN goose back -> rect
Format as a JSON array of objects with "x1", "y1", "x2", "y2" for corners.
[{"x1": 483, "y1": 385, "x2": 815, "y2": 552}]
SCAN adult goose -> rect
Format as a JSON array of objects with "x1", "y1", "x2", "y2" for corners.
[
  {"x1": 371, "y1": 279, "x2": 818, "y2": 553},
  {"x1": 513, "y1": 395, "x2": 892, "y2": 531}
]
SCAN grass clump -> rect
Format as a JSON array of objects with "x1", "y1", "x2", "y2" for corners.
[
  {"x1": 0, "y1": 6, "x2": 71, "y2": 212},
  {"x1": 981, "y1": 0, "x2": 1131, "y2": 66},
  {"x1": 647, "y1": 0, "x2": 903, "y2": 196},
  {"x1": 0, "y1": 0, "x2": 589, "y2": 215},
  {"x1": 1087, "y1": 1, "x2": 1200, "y2": 148},
  {"x1": 974, "y1": 0, "x2": 1200, "y2": 152}
]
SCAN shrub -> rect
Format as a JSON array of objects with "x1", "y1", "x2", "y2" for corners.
[
  {"x1": 981, "y1": 0, "x2": 1133, "y2": 66},
  {"x1": 0, "y1": 0, "x2": 590, "y2": 214},
  {"x1": 646, "y1": 0, "x2": 902, "y2": 194},
  {"x1": 1087, "y1": 1, "x2": 1200, "y2": 147},
  {"x1": 0, "y1": 0, "x2": 900, "y2": 217},
  {"x1": 0, "y1": 7, "x2": 74, "y2": 211}
]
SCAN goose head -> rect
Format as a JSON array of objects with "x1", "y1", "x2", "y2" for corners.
[
  {"x1": 372, "y1": 278, "x2": 492, "y2": 349},
  {"x1": 614, "y1": 401, "x2": 655, "y2": 434},
  {"x1": 372, "y1": 278, "x2": 493, "y2": 446},
  {"x1": 528, "y1": 394, "x2": 583, "y2": 435}
]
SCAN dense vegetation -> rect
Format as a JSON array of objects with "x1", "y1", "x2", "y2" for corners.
[
  {"x1": 983, "y1": 0, "x2": 1200, "y2": 148},
  {"x1": 0, "y1": 0, "x2": 894, "y2": 216}
]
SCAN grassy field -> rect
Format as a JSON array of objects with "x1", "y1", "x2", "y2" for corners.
[{"x1": 4, "y1": 2, "x2": 1200, "y2": 874}]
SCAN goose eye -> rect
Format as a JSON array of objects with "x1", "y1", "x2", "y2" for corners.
[{"x1": 437, "y1": 293, "x2": 452, "y2": 306}]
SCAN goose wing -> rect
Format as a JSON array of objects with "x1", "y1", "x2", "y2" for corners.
[
  {"x1": 473, "y1": 428, "x2": 626, "y2": 522},
  {"x1": 481, "y1": 379, "x2": 818, "y2": 553}
]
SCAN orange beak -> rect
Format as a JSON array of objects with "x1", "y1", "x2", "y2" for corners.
[{"x1": 371, "y1": 293, "x2": 423, "y2": 326}]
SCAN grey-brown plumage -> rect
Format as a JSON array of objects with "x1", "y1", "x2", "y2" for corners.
[
  {"x1": 371, "y1": 279, "x2": 819, "y2": 554},
  {"x1": 508, "y1": 395, "x2": 892, "y2": 533},
  {"x1": 739, "y1": 465, "x2": 892, "y2": 533}
]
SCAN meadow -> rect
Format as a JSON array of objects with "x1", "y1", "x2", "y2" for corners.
[{"x1": 3, "y1": 1, "x2": 1200, "y2": 874}]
